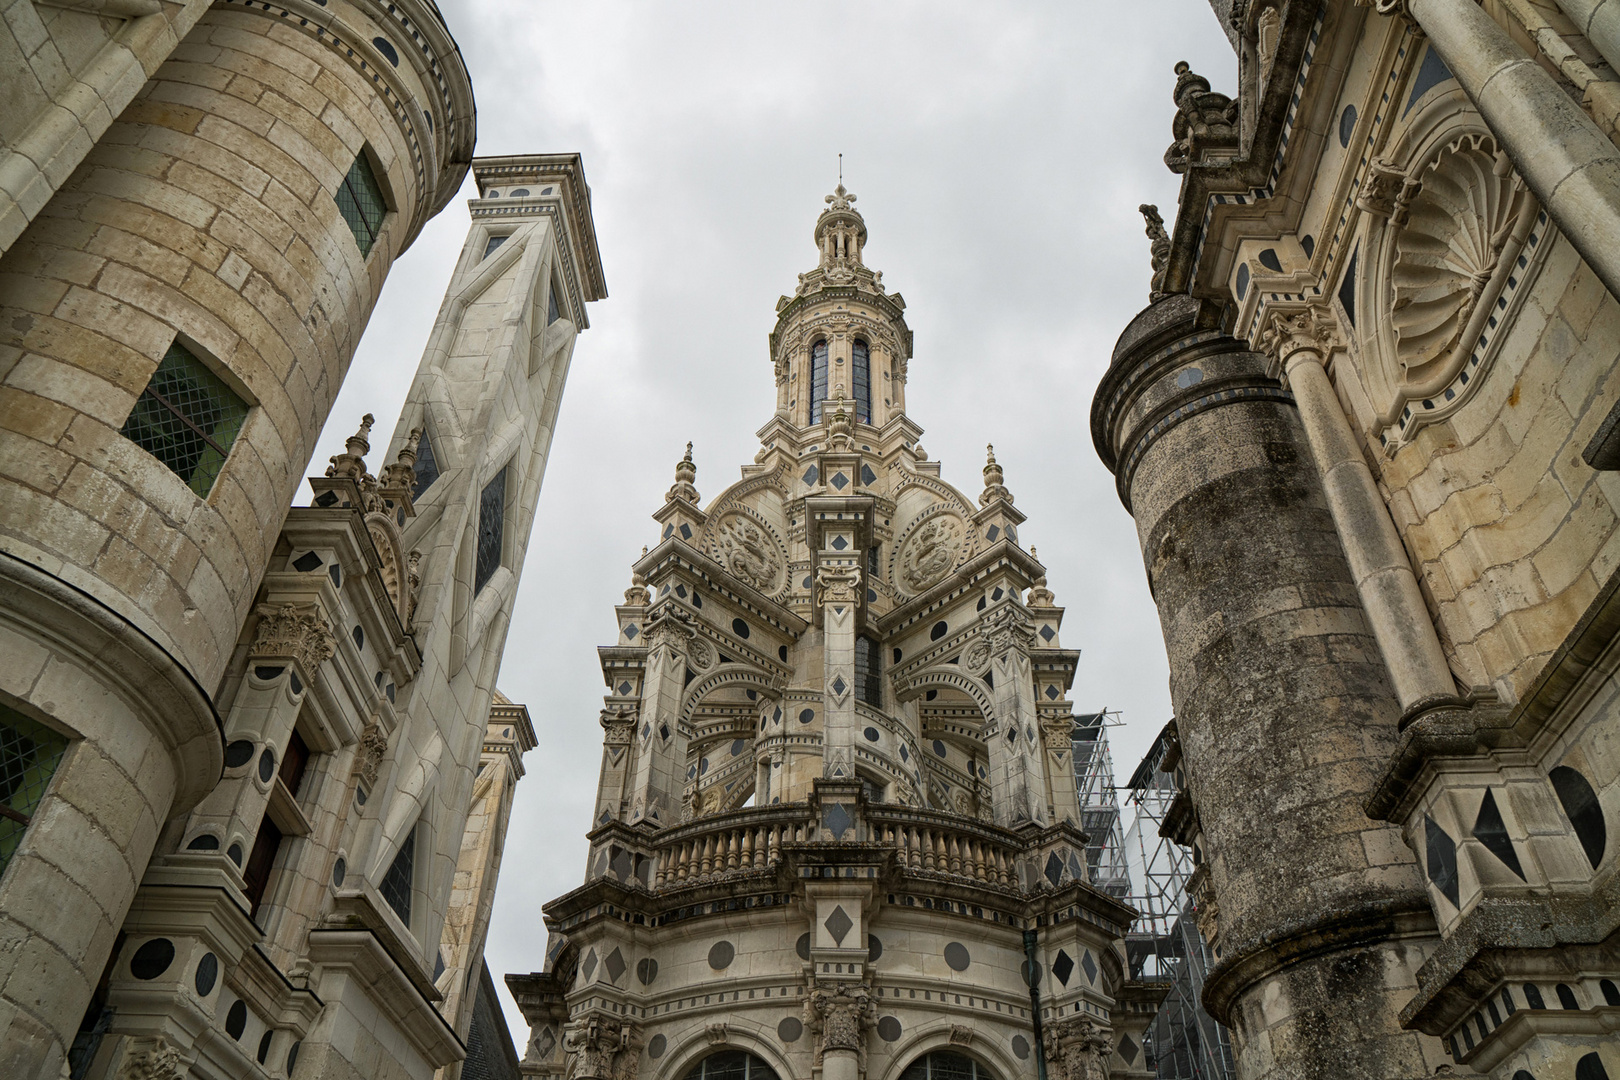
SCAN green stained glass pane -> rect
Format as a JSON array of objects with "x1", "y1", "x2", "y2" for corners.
[
  {"x1": 335, "y1": 151, "x2": 387, "y2": 256},
  {"x1": 120, "y1": 341, "x2": 249, "y2": 496},
  {"x1": 0, "y1": 704, "x2": 70, "y2": 878}
]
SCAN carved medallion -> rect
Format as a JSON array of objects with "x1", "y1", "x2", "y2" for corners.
[
  {"x1": 896, "y1": 514, "x2": 963, "y2": 594},
  {"x1": 712, "y1": 513, "x2": 785, "y2": 594}
]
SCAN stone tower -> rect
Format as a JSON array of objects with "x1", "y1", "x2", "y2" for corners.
[
  {"x1": 0, "y1": 3, "x2": 474, "y2": 1075},
  {"x1": 1096, "y1": 0, "x2": 1620, "y2": 1076},
  {"x1": 508, "y1": 188, "x2": 1163, "y2": 1080}
]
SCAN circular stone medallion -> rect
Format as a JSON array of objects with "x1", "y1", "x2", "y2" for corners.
[
  {"x1": 795, "y1": 933, "x2": 811, "y2": 961},
  {"x1": 130, "y1": 938, "x2": 176, "y2": 980},
  {"x1": 1012, "y1": 1035, "x2": 1031, "y2": 1060},
  {"x1": 943, "y1": 942, "x2": 971, "y2": 971},
  {"x1": 877, "y1": 1016, "x2": 903, "y2": 1042},
  {"x1": 778, "y1": 1016, "x2": 803, "y2": 1043},
  {"x1": 648, "y1": 1034, "x2": 667, "y2": 1059},
  {"x1": 708, "y1": 941, "x2": 735, "y2": 969}
]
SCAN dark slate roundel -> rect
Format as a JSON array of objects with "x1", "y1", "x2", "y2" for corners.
[
  {"x1": 1339, "y1": 103, "x2": 1358, "y2": 148},
  {"x1": 286, "y1": 1041, "x2": 301, "y2": 1075},
  {"x1": 732, "y1": 618, "x2": 750, "y2": 639},
  {"x1": 796, "y1": 933, "x2": 811, "y2": 961},
  {"x1": 648, "y1": 1035, "x2": 667, "y2": 1059},
  {"x1": 224, "y1": 740, "x2": 255, "y2": 768},
  {"x1": 877, "y1": 1016, "x2": 903, "y2": 1042},
  {"x1": 930, "y1": 621, "x2": 948, "y2": 641},
  {"x1": 257, "y1": 1030, "x2": 273, "y2": 1065},
  {"x1": 708, "y1": 941, "x2": 735, "y2": 969},
  {"x1": 226, "y1": 1000, "x2": 248, "y2": 1040},
  {"x1": 932, "y1": 740, "x2": 947, "y2": 758},
  {"x1": 943, "y1": 942, "x2": 971, "y2": 972},
  {"x1": 186, "y1": 833, "x2": 219, "y2": 850},
  {"x1": 195, "y1": 952, "x2": 219, "y2": 996},
  {"x1": 800, "y1": 709, "x2": 815, "y2": 725},
  {"x1": 863, "y1": 727, "x2": 881, "y2": 742},
  {"x1": 258, "y1": 747, "x2": 276, "y2": 783},
  {"x1": 637, "y1": 958, "x2": 659, "y2": 985},
  {"x1": 778, "y1": 1016, "x2": 803, "y2": 1043},
  {"x1": 372, "y1": 36, "x2": 399, "y2": 65},
  {"x1": 130, "y1": 938, "x2": 176, "y2": 980},
  {"x1": 1012, "y1": 1035, "x2": 1031, "y2": 1060},
  {"x1": 332, "y1": 857, "x2": 347, "y2": 888},
  {"x1": 867, "y1": 934, "x2": 883, "y2": 962}
]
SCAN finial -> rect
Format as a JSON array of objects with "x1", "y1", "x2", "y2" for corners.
[
  {"x1": 326, "y1": 412, "x2": 375, "y2": 480},
  {"x1": 980, "y1": 444, "x2": 1013, "y2": 507},
  {"x1": 839, "y1": 152, "x2": 843, "y2": 184},
  {"x1": 626, "y1": 550, "x2": 651, "y2": 606},
  {"x1": 667, "y1": 442, "x2": 700, "y2": 503},
  {"x1": 380, "y1": 427, "x2": 422, "y2": 490},
  {"x1": 1027, "y1": 546, "x2": 1056, "y2": 606},
  {"x1": 1140, "y1": 204, "x2": 1172, "y2": 302}
]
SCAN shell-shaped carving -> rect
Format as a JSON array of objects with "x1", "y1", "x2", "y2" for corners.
[
  {"x1": 1391, "y1": 136, "x2": 1521, "y2": 374},
  {"x1": 709, "y1": 512, "x2": 786, "y2": 595}
]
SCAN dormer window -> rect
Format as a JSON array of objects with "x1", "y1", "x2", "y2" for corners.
[
  {"x1": 852, "y1": 339, "x2": 871, "y2": 424},
  {"x1": 810, "y1": 340, "x2": 829, "y2": 423}
]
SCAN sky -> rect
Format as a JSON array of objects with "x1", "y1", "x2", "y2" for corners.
[{"x1": 306, "y1": 0, "x2": 1238, "y2": 1042}]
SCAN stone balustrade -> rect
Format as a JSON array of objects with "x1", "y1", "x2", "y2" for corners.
[
  {"x1": 652, "y1": 806, "x2": 816, "y2": 886},
  {"x1": 867, "y1": 807, "x2": 1023, "y2": 889}
]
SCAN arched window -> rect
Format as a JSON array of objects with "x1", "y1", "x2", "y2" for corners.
[
  {"x1": 852, "y1": 339, "x2": 871, "y2": 423},
  {"x1": 900, "y1": 1051, "x2": 997, "y2": 1080},
  {"x1": 682, "y1": 1051, "x2": 780, "y2": 1080},
  {"x1": 810, "y1": 341, "x2": 829, "y2": 423}
]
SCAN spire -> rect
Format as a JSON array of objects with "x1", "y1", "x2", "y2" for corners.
[
  {"x1": 1027, "y1": 547, "x2": 1057, "y2": 607},
  {"x1": 666, "y1": 442, "x2": 700, "y2": 504},
  {"x1": 379, "y1": 427, "x2": 422, "y2": 490},
  {"x1": 980, "y1": 443, "x2": 1014, "y2": 506},
  {"x1": 815, "y1": 176, "x2": 867, "y2": 276},
  {"x1": 326, "y1": 413, "x2": 374, "y2": 480},
  {"x1": 625, "y1": 548, "x2": 650, "y2": 606}
]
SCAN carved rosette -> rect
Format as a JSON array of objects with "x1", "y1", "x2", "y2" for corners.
[
  {"x1": 895, "y1": 513, "x2": 963, "y2": 595},
  {"x1": 960, "y1": 637, "x2": 992, "y2": 674},
  {"x1": 1042, "y1": 1015, "x2": 1111, "y2": 1080},
  {"x1": 250, "y1": 603, "x2": 336, "y2": 674}
]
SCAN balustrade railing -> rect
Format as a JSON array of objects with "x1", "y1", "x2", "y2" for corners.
[
  {"x1": 867, "y1": 807, "x2": 1024, "y2": 889},
  {"x1": 652, "y1": 806, "x2": 815, "y2": 887}
]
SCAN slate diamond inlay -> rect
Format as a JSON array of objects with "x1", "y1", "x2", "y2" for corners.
[
  {"x1": 823, "y1": 802, "x2": 854, "y2": 839},
  {"x1": 860, "y1": 464, "x2": 877, "y2": 485},
  {"x1": 1081, "y1": 949, "x2": 1098, "y2": 984},
  {"x1": 604, "y1": 947, "x2": 626, "y2": 983},
  {"x1": 1052, "y1": 949, "x2": 1074, "y2": 986},
  {"x1": 581, "y1": 949, "x2": 598, "y2": 981},
  {"x1": 1118, "y1": 1034, "x2": 1139, "y2": 1065},
  {"x1": 1044, "y1": 852, "x2": 1064, "y2": 887},
  {"x1": 825, "y1": 904, "x2": 854, "y2": 945},
  {"x1": 620, "y1": 681, "x2": 634, "y2": 696},
  {"x1": 831, "y1": 535, "x2": 848, "y2": 550},
  {"x1": 1039, "y1": 624, "x2": 1055, "y2": 641},
  {"x1": 624, "y1": 624, "x2": 639, "y2": 640},
  {"x1": 803, "y1": 465, "x2": 819, "y2": 485},
  {"x1": 1045, "y1": 684, "x2": 1060, "y2": 699},
  {"x1": 831, "y1": 472, "x2": 849, "y2": 490},
  {"x1": 832, "y1": 676, "x2": 847, "y2": 696}
]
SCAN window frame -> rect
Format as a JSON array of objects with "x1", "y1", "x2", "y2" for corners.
[
  {"x1": 119, "y1": 337, "x2": 252, "y2": 498},
  {"x1": 334, "y1": 146, "x2": 392, "y2": 258},
  {"x1": 809, "y1": 340, "x2": 829, "y2": 423},
  {"x1": 474, "y1": 464, "x2": 512, "y2": 596},
  {"x1": 0, "y1": 701, "x2": 72, "y2": 884},
  {"x1": 852, "y1": 338, "x2": 871, "y2": 424}
]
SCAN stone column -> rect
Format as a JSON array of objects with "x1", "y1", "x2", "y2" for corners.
[
  {"x1": 817, "y1": 563, "x2": 862, "y2": 781},
  {"x1": 1395, "y1": 0, "x2": 1620, "y2": 300},
  {"x1": 1551, "y1": 0, "x2": 1620, "y2": 93},
  {"x1": 982, "y1": 603, "x2": 1049, "y2": 826},
  {"x1": 1091, "y1": 296, "x2": 1444, "y2": 1079},
  {"x1": 1261, "y1": 307, "x2": 1456, "y2": 711},
  {"x1": 625, "y1": 609, "x2": 692, "y2": 828},
  {"x1": 593, "y1": 703, "x2": 638, "y2": 824}
]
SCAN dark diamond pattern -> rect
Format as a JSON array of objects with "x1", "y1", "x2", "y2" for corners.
[
  {"x1": 831, "y1": 534, "x2": 848, "y2": 550},
  {"x1": 1040, "y1": 624, "x2": 1056, "y2": 641},
  {"x1": 1081, "y1": 949, "x2": 1098, "y2": 984},
  {"x1": 379, "y1": 825, "x2": 416, "y2": 925},
  {"x1": 824, "y1": 905, "x2": 853, "y2": 945},
  {"x1": 1425, "y1": 814, "x2": 1461, "y2": 908},
  {"x1": 831, "y1": 472, "x2": 849, "y2": 490},
  {"x1": 335, "y1": 152, "x2": 387, "y2": 255},
  {"x1": 1472, "y1": 789, "x2": 1525, "y2": 879},
  {"x1": 412, "y1": 427, "x2": 440, "y2": 498},
  {"x1": 1051, "y1": 950, "x2": 1074, "y2": 986},
  {"x1": 121, "y1": 342, "x2": 248, "y2": 496},
  {"x1": 580, "y1": 949, "x2": 597, "y2": 981},
  {"x1": 0, "y1": 705, "x2": 68, "y2": 876},
  {"x1": 475, "y1": 467, "x2": 507, "y2": 595},
  {"x1": 604, "y1": 947, "x2": 626, "y2": 983},
  {"x1": 831, "y1": 676, "x2": 847, "y2": 696},
  {"x1": 803, "y1": 465, "x2": 819, "y2": 485}
]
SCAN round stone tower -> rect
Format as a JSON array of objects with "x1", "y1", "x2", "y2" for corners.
[
  {"x1": 509, "y1": 187, "x2": 1162, "y2": 1080},
  {"x1": 1090, "y1": 295, "x2": 1449, "y2": 1078},
  {"x1": 0, "y1": 3, "x2": 473, "y2": 1074}
]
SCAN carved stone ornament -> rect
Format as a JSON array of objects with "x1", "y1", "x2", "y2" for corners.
[
  {"x1": 645, "y1": 606, "x2": 697, "y2": 653},
  {"x1": 1040, "y1": 714, "x2": 1075, "y2": 750},
  {"x1": 961, "y1": 637, "x2": 992, "y2": 674},
  {"x1": 1164, "y1": 61, "x2": 1239, "y2": 173},
  {"x1": 1356, "y1": 157, "x2": 1423, "y2": 226},
  {"x1": 562, "y1": 1014, "x2": 641, "y2": 1080},
  {"x1": 983, "y1": 604, "x2": 1037, "y2": 658},
  {"x1": 1258, "y1": 305, "x2": 1336, "y2": 375},
  {"x1": 666, "y1": 443, "x2": 700, "y2": 504},
  {"x1": 979, "y1": 444, "x2": 1013, "y2": 507},
  {"x1": 355, "y1": 719, "x2": 390, "y2": 788},
  {"x1": 815, "y1": 563, "x2": 863, "y2": 606},
  {"x1": 949, "y1": 1024, "x2": 975, "y2": 1046},
  {"x1": 804, "y1": 981, "x2": 876, "y2": 1069},
  {"x1": 250, "y1": 602, "x2": 337, "y2": 673},
  {"x1": 120, "y1": 1039, "x2": 188, "y2": 1080},
  {"x1": 600, "y1": 705, "x2": 637, "y2": 745},
  {"x1": 1140, "y1": 203, "x2": 1172, "y2": 301},
  {"x1": 689, "y1": 635, "x2": 715, "y2": 672},
  {"x1": 712, "y1": 513, "x2": 785, "y2": 594},
  {"x1": 1042, "y1": 1015, "x2": 1111, "y2": 1080},
  {"x1": 896, "y1": 513, "x2": 963, "y2": 594}
]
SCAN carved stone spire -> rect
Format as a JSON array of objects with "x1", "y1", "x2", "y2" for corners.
[
  {"x1": 666, "y1": 442, "x2": 700, "y2": 504},
  {"x1": 980, "y1": 443, "x2": 1013, "y2": 507},
  {"x1": 816, "y1": 181, "x2": 867, "y2": 279},
  {"x1": 1140, "y1": 203, "x2": 1172, "y2": 301},
  {"x1": 379, "y1": 427, "x2": 422, "y2": 490},
  {"x1": 326, "y1": 413, "x2": 374, "y2": 480},
  {"x1": 1027, "y1": 548, "x2": 1056, "y2": 607},
  {"x1": 625, "y1": 548, "x2": 651, "y2": 606},
  {"x1": 1164, "y1": 61, "x2": 1239, "y2": 174}
]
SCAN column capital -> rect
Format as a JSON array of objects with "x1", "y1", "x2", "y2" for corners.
[
  {"x1": 1354, "y1": 0, "x2": 1413, "y2": 22},
  {"x1": 1257, "y1": 303, "x2": 1339, "y2": 380}
]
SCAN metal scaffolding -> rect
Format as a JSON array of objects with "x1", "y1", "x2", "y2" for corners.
[
  {"x1": 1070, "y1": 712, "x2": 1130, "y2": 899},
  {"x1": 1120, "y1": 723, "x2": 1235, "y2": 1080}
]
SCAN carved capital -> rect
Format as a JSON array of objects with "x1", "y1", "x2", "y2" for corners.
[
  {"x1": 804, "y1": 981, "x2": 875, "y2": 1069},
  {"x1": 250, "y1": 602, "x2": 336, "y2": 673},
  {"x1": 1258, "y1": 304, "x2": 1337, "y2": 374},
  {"x1": 815, "y1": 563, "x2": 862, "y2": 606},
  {"x1": 1042, "y1": 1016, "x2": 1111, "y2": 1080},
  {"x1": 354, "y1": 719, "x2": 391, "y2": 788},
  {"x1": 120, "y1": 1039, "x2": 189, "y2": 1080},
  {"x1": 1356, "y1": 157, "x2": 1423, "y2": 225},
  {"x1": 600, "y1": 705, "x2": 638, "y2": 745},
  {"x1": 644, "y1": 606, "x2": 696, "y2": 654},
  {"x1": 562, "y1": 1015, "x2": 641, "y2": 1080},
  {"x1": 982, "y1": 604, "x2": 1036, "y2": 659}
]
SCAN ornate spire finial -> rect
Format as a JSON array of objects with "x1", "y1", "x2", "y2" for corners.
[
  {"x1": 1027, "y1": 547, "x2": 1056, "y2": 606},
  {"x1": 626, "y1": 551, "x2": 651, "y2": 606},
  {"x1": 980, "y1": 444, "x2": 1013, "y2": 507},
  {"x1": 667, "y1": 442, "x2": 699, "y2": 503},
  {"x1": 326, "y1": 413, "x2": 375, "y2": 480},
  {"x1": 380, "y1": 427, "x2": 422, "y2": 490}
]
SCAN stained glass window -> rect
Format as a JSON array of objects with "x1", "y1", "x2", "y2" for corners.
[
  {"x1": 412, "y1": 427, "x2": 440, "y2": 499},
  {"x1": 120, "y1": 341, "x2": 249, "y2": 496},
  {"x1": 810, "y1": 340, "x2": 829, "y2": 423},
  {"x1": 335, "y1": 150, "x2": 387, "y2": 257},
  {"x1": 475, "y1": 467, "x2": 507, "y2": 595},
  {"x1": 0, "y1": 704, "x2": 69, "y2": 879},
  {"x1": 852, "y1": 339, "x2": 871, "y2": 423},
  {"x1": 380, "y1": 823, "x2": 416, "y2": 925}
]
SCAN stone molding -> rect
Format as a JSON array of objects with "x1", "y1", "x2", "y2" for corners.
[{"x1": 249, "y1": 603, "x2": 338, "y2": 676}]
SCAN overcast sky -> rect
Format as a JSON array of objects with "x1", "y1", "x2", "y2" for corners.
[{"x1": 307, "y1": 1, "x2": 1237, "y2": 1040}]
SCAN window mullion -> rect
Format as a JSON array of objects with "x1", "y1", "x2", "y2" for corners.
[{"x1": 141, "y1": 386, "x2": 230, "y2": 458}]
